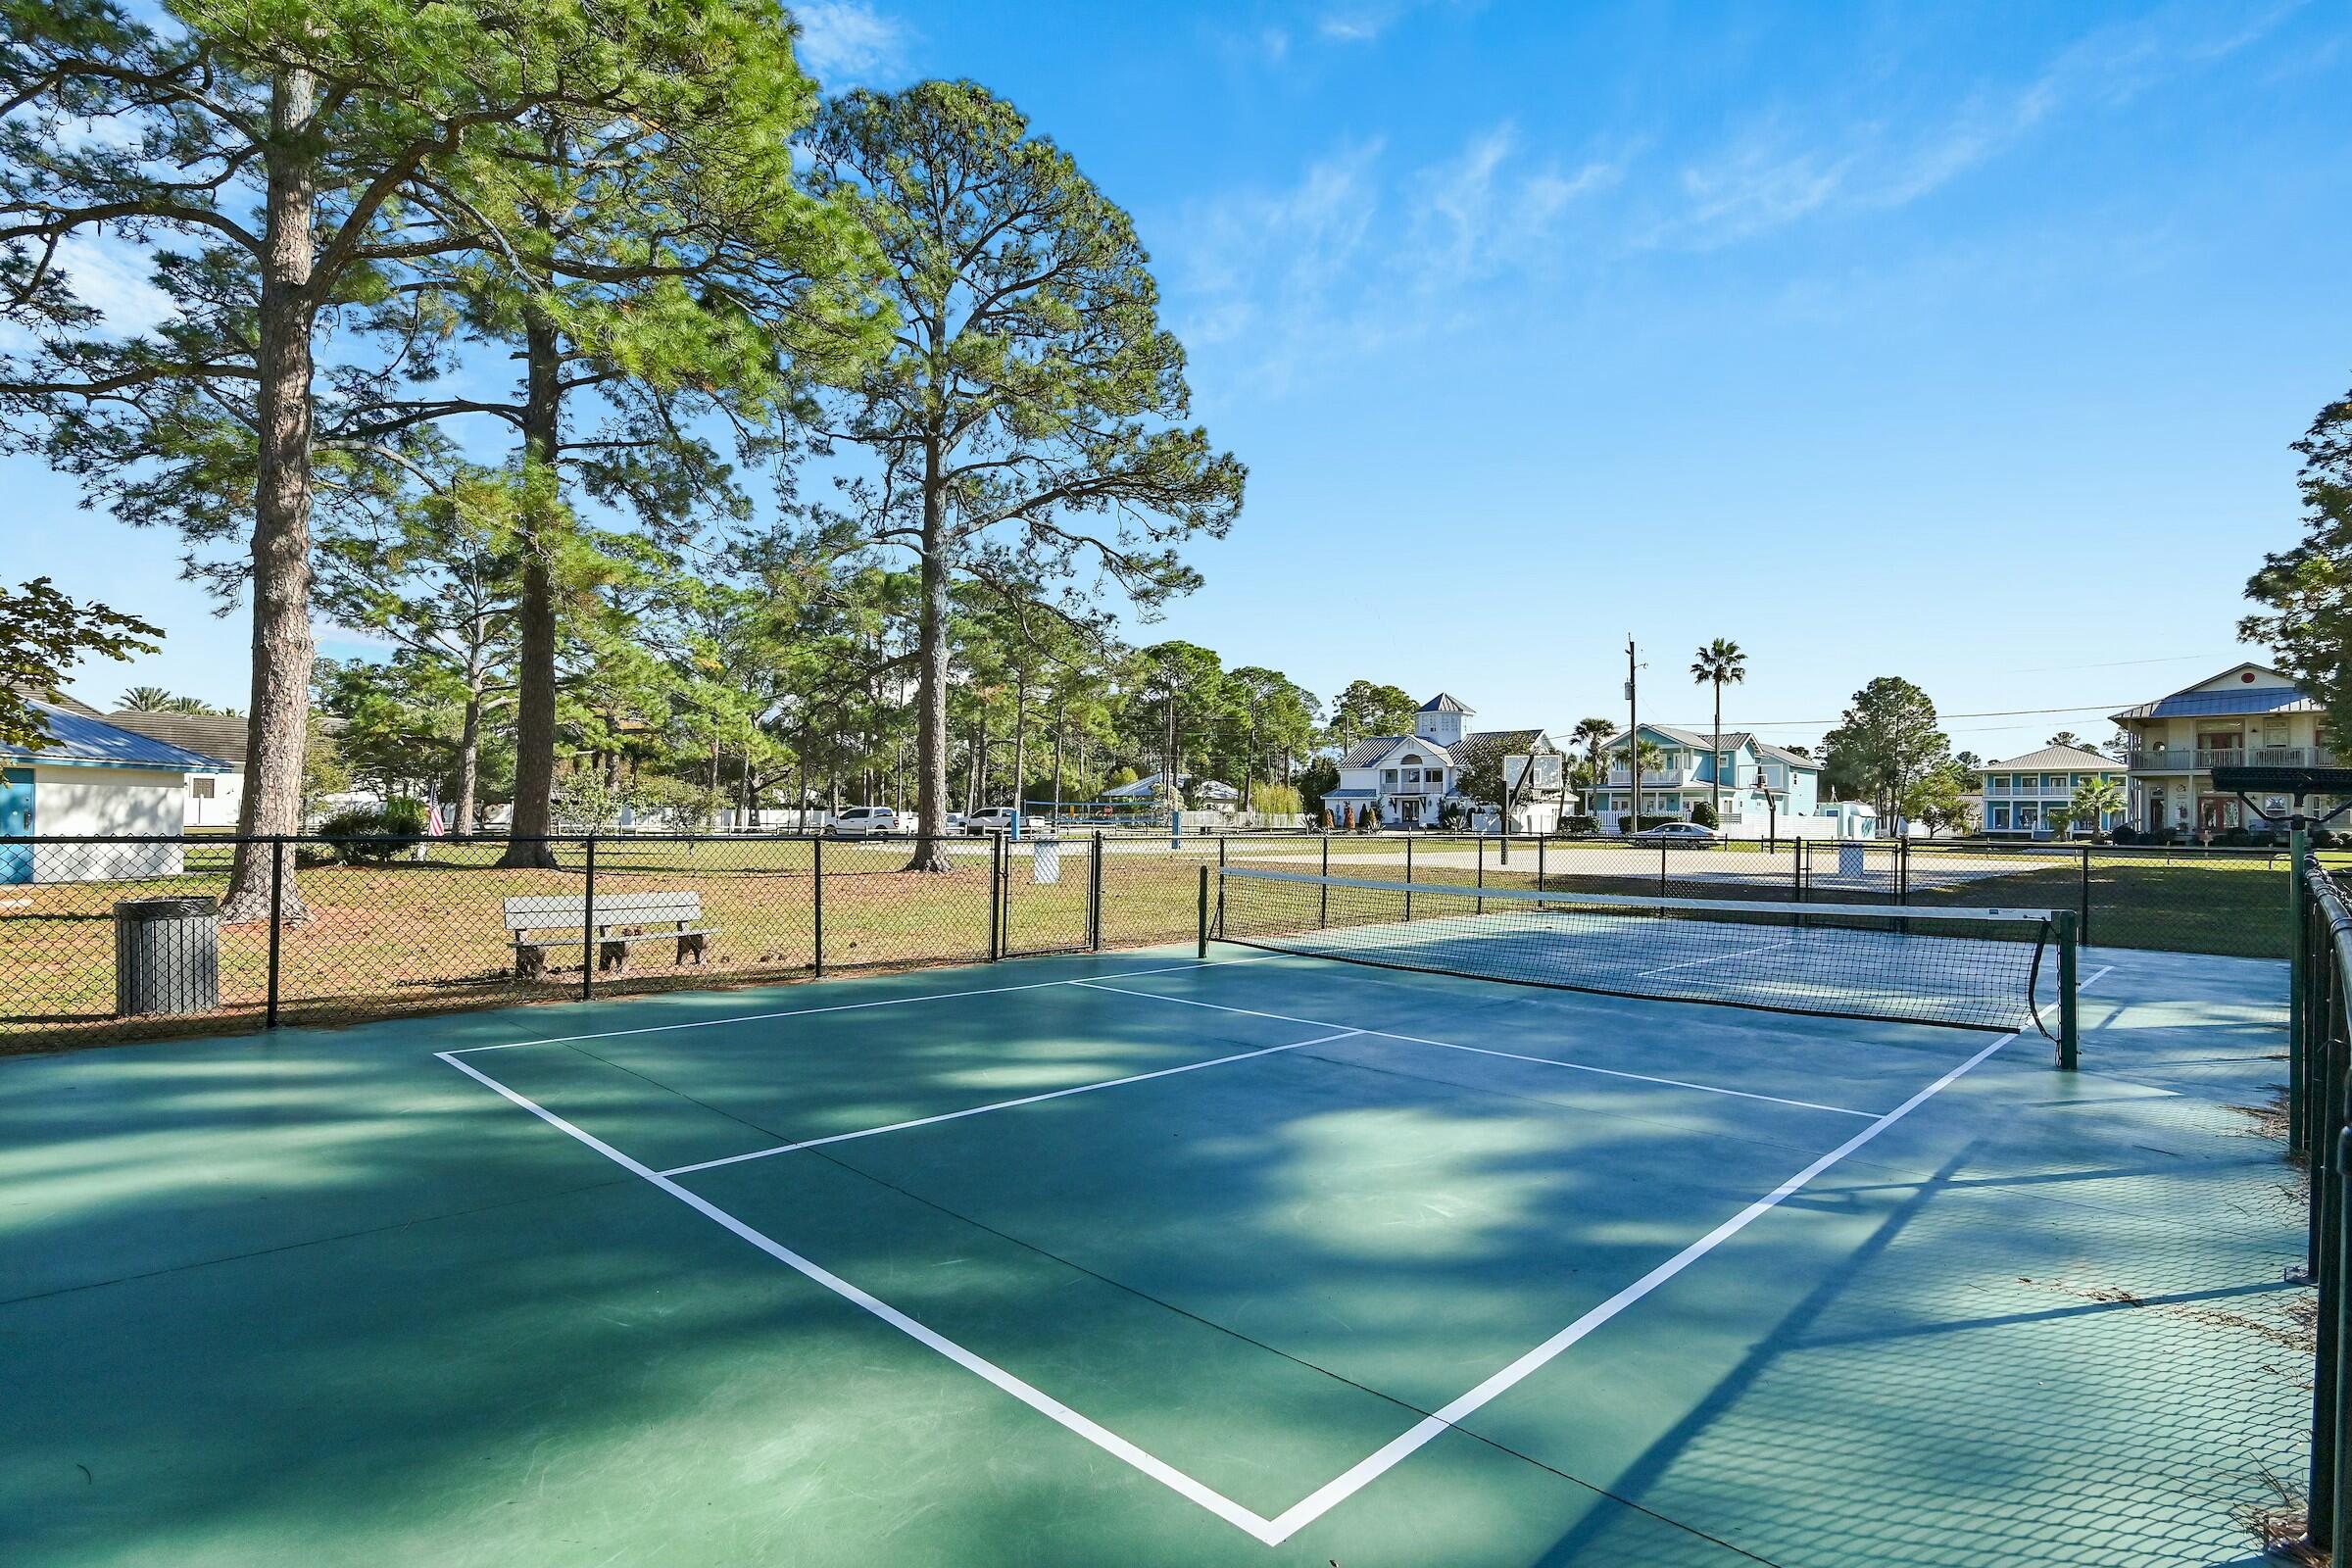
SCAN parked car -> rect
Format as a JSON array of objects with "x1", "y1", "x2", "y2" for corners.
[
  {"x1": 1633, "y1": 821, "x2": 1719, "y2": 847},
  {"x1": 965, "y1": 806, "x2": 1020, "y2": 835},
  {"x1": 943, "y1": 812, "x2": 966, "y2": 831},
  {"x1": 826, "y1": 806, "x2": 900, "y2": 837}
]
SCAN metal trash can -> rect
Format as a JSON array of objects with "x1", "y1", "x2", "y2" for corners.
[
  {"x1": 115, "y1": 896, "x2": 220, "y2": 1017},
  {"x1": 1031, "y1": 835, "x2": 1063, "y2": 885}
]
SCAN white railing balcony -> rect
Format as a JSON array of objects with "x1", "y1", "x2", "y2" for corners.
[
  {"x1": 1606, "y1": 766, "x2": 1702, "y2": 787},
  {"x1": 2126, "y1": 746, "x2": 2336, "y2": 772}
]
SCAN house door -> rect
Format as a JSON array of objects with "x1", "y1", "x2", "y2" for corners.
[{"x1": 0, "y1": 768, "x2": 30, "y2": 885}]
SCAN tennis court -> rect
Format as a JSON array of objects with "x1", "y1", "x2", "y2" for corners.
[{"x1": 0, "y1": 874, "x2": 2309, "y2": 1565}]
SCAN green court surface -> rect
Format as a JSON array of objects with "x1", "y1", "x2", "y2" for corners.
[{"x1": 0, "y1": 940, "x2": 2309, "y2": 1566}]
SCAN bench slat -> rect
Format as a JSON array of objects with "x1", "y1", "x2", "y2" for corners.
[{"x1": 503, "y1": 891, "x2": 703, "y2": 929}]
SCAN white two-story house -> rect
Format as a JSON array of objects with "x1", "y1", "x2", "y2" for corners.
[
  {"x1": 2112, "y1": 662, "x2": 2337, "y2": 836},
  {"x1": 1324, "y1": 694, "x2": 1574, "y2": 829},
  {"x1": 1588, "y1": 725, "x2": 1822, "y2": 833}
]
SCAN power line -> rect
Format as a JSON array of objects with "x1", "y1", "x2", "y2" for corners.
[{"x1": 1592, "y1": 700, "x2": 2134, "y2": 731}]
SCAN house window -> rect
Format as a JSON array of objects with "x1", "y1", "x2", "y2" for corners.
[
  {"x1": 191, "y1": 776, "x2": 216, "y2": 799},
  {"x1": 1383, "y1": 769, "x2": 1398, "y2": 787},
  {"x1": 1989, "y1": 806, "x2": 2010, "y2": 829},
  {"x1": 1989, "y1": 775, "x2": 2008, "y2": 791},
  {"x1": 2044, "y1": 774, "x2": 2064, "y2": 790}
]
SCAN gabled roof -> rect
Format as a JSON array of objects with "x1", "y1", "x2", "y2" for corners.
[
  {"x1": 105, "y1": 710, "x2": 248, "y2": 767},
  {"x1": 1974, "y1": 745, "x2": 2120, "y2": 774},
  {"x1": 2110, "y1": 662, "x2": 2320, "y2": 721},
  {"x1": 1451, "y1": 728, "x2": 1553, "y2": 773},
  {"x1": 1751, "y1": 741, "x2": 1818, "y2": 771},
  {"x1": 6, "y1": 701, "x2": 232, "y2": 771},
  {"x1": 1604, "y1": 722, "x2": 1719, "y2": 751},
  {"x1": 1417, "y1": 693, "x2": 1473, "y2": 714}
]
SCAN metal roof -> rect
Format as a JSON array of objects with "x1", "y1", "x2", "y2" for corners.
[
  {"x1": 2110, "y1": 662, "x2": 2321, "y2": 721},
  {"x1": 7, "y1": 701, "x2": 232, "y2": 770},
  {"x1": 2114, "y1": 687, "x2": 2319, "y2": 720},
  {"x1": 1417, "y1": 693, "x2": 1472, "y2": 713},
  {"x1": 1975, "y1": 745, "x2": 2121, "y2": 774}
]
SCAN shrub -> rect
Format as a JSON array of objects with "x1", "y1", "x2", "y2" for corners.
[
  {"x1": 2218, "y1": 826, "x2": 2252, "y2": 848},
  {"x1": 1355, "y1": 803, "x2": 1380, "y2": 833},
  {"x1": 1561, "y1": 814, "x2": 1598, "y2": 836},
  {"x1": 2110, "y1": 824, "x2": 2139, "y2": 846},
  {"x1": 1635, "y1": 814, "x2": 1679, "y2": 831},
  {"x1": 316, "y1": 799, "x2": 426, "y2": 863}
]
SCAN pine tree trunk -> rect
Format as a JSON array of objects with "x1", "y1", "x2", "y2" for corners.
[
  {"x1": 498, "y1": 313, "x2": 564, "y2": 869},
  {"x1": 454, "y1": 677, "x2": 483, "y2": 835},
  {"x1": 907, "y1": 436, "x2": 954, "y2": 871},
  {"x1": 222, "y1": 67, "x2": 319, "y2": 924}
]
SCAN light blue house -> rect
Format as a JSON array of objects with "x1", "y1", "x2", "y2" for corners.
[
  {"x1": 1590, "y1": 725, "x2": 1821, "y2": 834},
  {"x1": 1971, "y1": 744, "x2": 2124, "y2": 838}
]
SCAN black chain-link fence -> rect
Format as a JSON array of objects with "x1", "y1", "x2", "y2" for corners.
[{"x1": 0, "y1": 829, "x2": 2307, "y2": 1052}]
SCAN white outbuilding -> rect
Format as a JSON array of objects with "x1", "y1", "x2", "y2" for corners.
[{"x1": 1, "y1": 701, "x2": 231, "y2": 885}]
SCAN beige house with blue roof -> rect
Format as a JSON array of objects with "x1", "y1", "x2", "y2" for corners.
[{"x1": 2112, "y1": 662, "x2": 2335, "y2": 836}]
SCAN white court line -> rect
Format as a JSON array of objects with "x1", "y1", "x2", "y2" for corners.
[
  {"x1": 437, "y1": 1048, "x2": 1287, "y2": 1544},
  {"x1": 444, "y1": 955, "x2": 1275, "y2": 1055},
  {"x1": 1634, "y1": 938, "x2": 1796, "y2": 978},
  {"x1": 437, "y1": 966, "x2": 2112, "y2": 1545},
  {"x1": 1070, "y1": 980, "x2": 1878, "y2": 1118},
  {"x1": 658, "y1": 1029, "x2": 1366, "y2": 1177}
]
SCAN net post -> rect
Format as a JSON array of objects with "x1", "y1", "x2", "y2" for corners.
[
  {"x1": 2055, "y1": 908, "x2": 2079, "y2": 1070},
  {"x1": 811, "y1": 832, "x2": 825, "y2": 978},
  {"x1": 1476, "y1": 833, "x2": 1486, "y2": 914},
  {"x1": 1537, "y1": 831, "x2": 1546, "y2": 895},
  {"x1": 581, "y1": 834, "x2": 597, "y2": 1002},
  {"x1": 1404, "y1": 836, "x2": 1414, "y2": 922},
  {"x1": 1197, "y1": 864, "x2": 1210, "y2": 958}
]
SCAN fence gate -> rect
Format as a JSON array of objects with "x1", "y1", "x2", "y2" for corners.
[{"x1": 999, "y1": 830, "x2": 1100, "y2": 957}]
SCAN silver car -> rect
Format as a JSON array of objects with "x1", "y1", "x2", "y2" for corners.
[
  {"x1": 1633, "y1": 821, "x2": 1719, "y2": 847},
  {"x1": 826, "y1": 806, "x2": 900, "y2": 837}
]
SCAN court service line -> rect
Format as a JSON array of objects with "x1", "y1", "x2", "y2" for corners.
[
  {"x1": 434, "y1": 1048, "x2": 1293, "y2": 1545},
  {"x1": 1634, "y1": 939, "x2": 1796, "y2": 978},
  {"x1": 657, "y1": 1029, "x2": 1367, "y2": 1177},
  {"x1": 444, "y1": 955, "x2": 1276, "y2": 1055},
  {"x1": 1069, "y1": 980, "x2": 1878, "y2": 1118}
]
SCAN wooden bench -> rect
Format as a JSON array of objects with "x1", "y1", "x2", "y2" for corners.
[{"x1": 503, "y1": 892, "x2": 717, "y2": 980}]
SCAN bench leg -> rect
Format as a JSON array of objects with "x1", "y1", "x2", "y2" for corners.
[
  {"x1": 600, "y1": 939, "x2": 629, "y2": 974},
  {"x1": 677, "y1": 932, "x2": 709, "y2": 966},
  {"x1": 516, "y1": 945, "x2": 547, "y2": 981}
]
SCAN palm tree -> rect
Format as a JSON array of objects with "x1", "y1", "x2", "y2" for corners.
[
  {"x1": 2070, "y1": 776, "x2": 2126, "y2": 839},
  {"x1": 118, "y1": 686, "x2": 179, "y2": 711},
  {"x1": 1690, "y1": 639, "x2": 1747, "y2": 826}
]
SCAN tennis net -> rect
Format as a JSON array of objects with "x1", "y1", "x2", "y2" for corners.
[{"x1": 1209, "y1": 866, "x2": 2078, "y2": 1049}]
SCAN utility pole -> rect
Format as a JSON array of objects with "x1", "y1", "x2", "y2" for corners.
[{"x1": 1624, "y1": 636, "x2": 1639, "y2": 835}]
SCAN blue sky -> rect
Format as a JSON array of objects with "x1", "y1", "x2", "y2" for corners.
[{"x1": 15, "y1": 0, "x2": 2352, "y2": 758}]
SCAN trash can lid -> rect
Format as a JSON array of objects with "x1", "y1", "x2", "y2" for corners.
[{"x1": 114, "y1": 897, "x2": 220, "y2": 918}]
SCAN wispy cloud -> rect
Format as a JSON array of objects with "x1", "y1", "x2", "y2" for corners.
[
  {"x1": 791, "y1": 1, "x2": 908, "y2": 87},
  {"x1": 1167, "y1": 126, "x2": 1618, "y2": 387},
  {"x1": 1645, "y1": 5, "x2": 2295, "y2": 249}
]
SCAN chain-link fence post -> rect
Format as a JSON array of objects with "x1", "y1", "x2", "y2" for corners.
[
  {"x1": 581, "y1": 835, "x2": 597, "y2": 1003},
  {"x1": 1089, "y1": 830, "x2": 1103, "y2": 951},
  {"x1": 812, "y1": 832, "x2": 825, "y2": 978},
  {"x1": 266, "y1": 836, "x2": 284, "y2": 1029}
]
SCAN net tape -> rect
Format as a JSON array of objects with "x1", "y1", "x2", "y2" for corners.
[{"x1": 1214, "y1": 867, "x2": 2061, "y2": 1037}]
